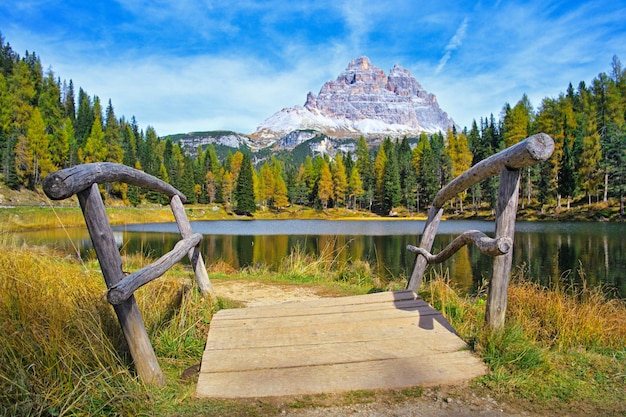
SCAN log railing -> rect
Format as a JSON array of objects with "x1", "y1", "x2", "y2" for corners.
[
  {"x1": 406, "y1": 133, "x2": 555, "y2": 330},
  {"x1": 43, "y1": 163, "x2": 216, "y2": 385}
]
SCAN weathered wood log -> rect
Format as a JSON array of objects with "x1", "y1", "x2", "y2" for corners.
[
  {"x1": 406, "y1": 134, "x2": 554, "y2": 291},
  {"x1": 170, "y1": 195, "x2": 217, "y2": 301},
  {"x1": 406, "y1": 206, "x2": 443, "y2": 291},
  {"x1": 485, "y1": 167, "x2": 521, "y2": 330},
  {"x1": 43, "y1": 162, "x2": 186, "y2": 202},
  {"x1": 407, "y1": 230, "x2": 511, "y2": 264},
  {"x1": 77, "y1": 183, "x2": 165, "y2": 385},
  {"x1": 107, "y1": 233, "x2": 203, "y2": 305},
  {"x1": 432, "y1": 133, "x2": 554, "y2": 208}
]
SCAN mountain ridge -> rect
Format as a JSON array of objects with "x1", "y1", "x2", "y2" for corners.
[
  {"x1": 168, "y1": 56, "x2": 456, "y2": 153},
  {"x1": 249, "y1": 56, "x2": 456, "y2": 145}
]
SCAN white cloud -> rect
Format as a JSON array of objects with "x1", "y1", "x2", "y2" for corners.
[
  {"x1": 435, "y1": 17, "x2": 468, "y2": 75},
  {"x1": 49, "y1": 52, "x2": 340, "y2": 136}
]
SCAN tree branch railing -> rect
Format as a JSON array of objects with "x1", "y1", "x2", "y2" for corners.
[
  {"x1": 406, "y1": 133, "x2": 554, "y2": 330},
  {"x1": 43, "y1": 162, "x2": 216, "y2": 386},
  {"x1": 407, "y1": 230, "x2": 512, "y2": 264}
]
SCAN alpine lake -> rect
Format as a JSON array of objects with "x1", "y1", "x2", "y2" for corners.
[{"x1": 14, "y1": 219, "x2": 626, "y2": 298}]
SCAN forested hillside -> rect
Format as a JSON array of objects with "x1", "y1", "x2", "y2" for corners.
[{"x1": 0, "y1": 33, "x2": 624, "y2": 216}]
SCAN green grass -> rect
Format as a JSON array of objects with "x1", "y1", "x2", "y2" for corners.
[
  {"x1": 419, "y1": 271, "x2": 626, "y2": 415},
  {"x1": 0, "y1": 233, "x2": 625, "y2": 416}
]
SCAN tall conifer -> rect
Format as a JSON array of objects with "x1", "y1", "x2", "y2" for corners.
[{"x1": 234, "y1": 153, "x2": 256, "y2": 215}]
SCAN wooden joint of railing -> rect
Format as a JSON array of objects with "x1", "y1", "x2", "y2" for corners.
[
  {"x1": 107, "y1": 233, "x2": 203, "y2": 305},
  {"x1": 407, "y1": 230, "x2": 511, "y2": 264}
]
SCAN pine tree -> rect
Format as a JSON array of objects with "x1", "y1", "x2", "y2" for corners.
[
  {"x1": 121, "y1": 121, "x2": 138, "y2": 168},
  {"x1": 104, "y1": 99, "x2": 123, "y2": 163},
  {"x1": 205, "y1": 171, "x2": 216, "y2": 204},
  {"x1": 303, "y1": 156, "x2": 317, "y2": 205},
  {"x1": 397, "y1": 137, "x2": 416, "y2": 213},
  {"x1": 373, "y1": 144, "x2": 387, "y2": 211},
  {"x1": 0, "y1": 73, "x2": 9, "y2": 176},
  {"x1": 294, "y1": 163, "x2": 310, "y2": 207},
  {"x1": 446, "y1": 129, "x2": 472, "y2": 211},
  {"x1": 79, "y1": 112, "x2": 107, "y2": 163},
  {"x1": 27, "y1": 108, "x2": 53, "y2": 186},
  {"x1": 234, "y1": 153, "x2": 256, "y2": 215},
  {"x1": 63, "y1": 79, "x2": 76, "y2": 122},
  {"x1": 348, "y1": 165, "x2": 364, "y2": 210},
  {"x1": 230, "y1": 151, "x2": 244, "y2": 183},
  {"x1": 13, "y1": 133, "x2": 32, "y2": 187},
  {"x1": 502, "y1": 95, "x2": 532, "y2": 147},
  {"x1": 74, "y1": 88, "x2": 93, "y2": 146},
  {"x1": 381, "y1": 145, "x2": 400, "y2": 214},
  {"x1": 181, "y1": 155, "x2": 196, "y2": 204},
  {"x1": 579, "y1": 119, "x2": 603, "y2": 204},
  {"x1": 417, "y1": 139, "x2": 439, "y2": 210},
  {"x1": 273, "y1": 173, "x2": 289, "y2": 211},
  {"x1": 317, "y1": 159, "x2": 334, "y2": 209},
  {"x1": 331, "y1": 153, "x2": 348, "y2": 207},
  {"x1": 50, "y1": 116, "x2": 72, "y2": 168},
  {"x1": 558, "y1": 132, "x2": 576, "y2": 209},
  {"x1": 259, "y1": 162, "x2": 274, "y2": 207},
  {"x1": 355, "y1": 136, "x2": 374, "y2": 209}
]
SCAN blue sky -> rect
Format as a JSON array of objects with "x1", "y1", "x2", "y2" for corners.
[{"x1": 2, "y1": 0, "x2": 626, "y2": 136}]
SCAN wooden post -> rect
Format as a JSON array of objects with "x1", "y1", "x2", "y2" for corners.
[
  {"x1": 170, "y1": 195, "x2": 217, "y2": 302},
  {"x1": 407, "y1": 206, "x2": 443, "y2": 291},
  {"x1": 485, "y1": 167, "x2": 521, "y2": 330},
  {"x1": 78, "y1": 184, "x2": 165, "y2": 385}
]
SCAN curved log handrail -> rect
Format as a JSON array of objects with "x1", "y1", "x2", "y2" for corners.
[
  {"x1": 107, "y1": 233, "x2": 203, "y2": 305},
  {"x1": 43, "y1": 162, "x2": 186, "y2": 202},
  {"x1": 407, "y1": 133, "x2": 555, "y2": 293},
  {"x1": 41, "y1": 163, "x2": 215, "y2": 385},
  {"x1": 433, "y1": 133, "x2": 554, "y2": 208},
  {"x1": 407, "y1": 230, "x2": 512, "y2": 264}
]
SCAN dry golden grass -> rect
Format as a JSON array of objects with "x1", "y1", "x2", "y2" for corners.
[
  {"x1": 0, "y1": 237, "x2": 202, "y2": 415},
  {"x1": 507, "y1": 279, "x2": 626, "y2": 351}
]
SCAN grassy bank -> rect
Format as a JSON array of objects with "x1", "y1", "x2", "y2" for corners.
[
  {"x1": 0, "y1": 202, "x2": 387, "y2": 233},
  {"x1": 1, "y1": 179, "x2": 623, "y2": 233},
  {"x1": 2, "y1": 198, "x2": 623, "y2": 234},
  {"x1": 0, "y1": 235, "x2": 624, "y2": 416}
]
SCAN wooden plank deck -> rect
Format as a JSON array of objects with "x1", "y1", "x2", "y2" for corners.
[{"x1": 196, "y1": 290, "x2": 487, "y2": 398}]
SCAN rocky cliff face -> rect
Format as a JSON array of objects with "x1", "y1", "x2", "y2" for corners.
[{"x1": 251, "y1": 56, "x2": 456, "y2": 146}]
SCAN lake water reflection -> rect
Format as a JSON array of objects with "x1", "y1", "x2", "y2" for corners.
[{"x1": 15, "y1": 220, "x2": 625, "y2": 297}]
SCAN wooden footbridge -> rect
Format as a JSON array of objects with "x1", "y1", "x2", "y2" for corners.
[
  {"x1": 43, "y1": 134, "x2": 554, "y2": 397},
  {"x1": 196, "y1": 290, "x2": 486, "y2": 398}
]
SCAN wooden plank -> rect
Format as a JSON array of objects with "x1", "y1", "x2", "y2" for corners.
[
  {"x1": 206, "y1": 313, "x2": 458, "y2": 349},
  {"x1": 196, "y1": 350, "x2": 486, "y2": 398},
  {"x1": 209, "y1": 298, "x2": 431, "y2": 326},
  {"x1": 211, "y1": 301, "x2": 440, "y2": 330},
  {"x1": 215, "y1": 290, "x2": 417, "y2": 319},
  {"x1": 201, "y1": 335, "x2": 468, "y2": 372}
]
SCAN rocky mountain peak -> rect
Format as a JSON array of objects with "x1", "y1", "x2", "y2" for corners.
[{"x1": 251, "y1": 56, "x2": 456, "y2": 146}]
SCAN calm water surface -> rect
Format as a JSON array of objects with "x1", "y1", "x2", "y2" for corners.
[{"x1": 15, "y1": 220, "x2": 626, "y2": 297}]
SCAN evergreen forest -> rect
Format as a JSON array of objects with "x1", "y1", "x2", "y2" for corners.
[{"x1": 1, "y1": 33, "x2": 624, "y2": 216}]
